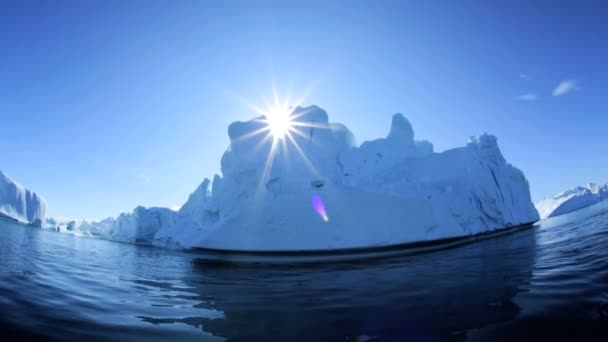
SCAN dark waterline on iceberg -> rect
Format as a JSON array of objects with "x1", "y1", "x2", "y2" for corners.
[{"x1": 1, "y1": 202, "x2": 608, "y2": 341}]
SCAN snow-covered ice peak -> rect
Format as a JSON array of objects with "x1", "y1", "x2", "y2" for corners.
[
  {"x1": 587, "y1": 182, "x2": 608, "y2": 196},
  {"x1": 536, "y1": 182, "x2": 608, "y2": 219},
  {"x1": 387, "y1": 113, "x2": 414, "y2": 146},
  {"x1": 222, "y1": 105, "x2": 356, "y2": 184},
  {"x1": 468, "y1": 133, "x2": 506, "y2": 163}
]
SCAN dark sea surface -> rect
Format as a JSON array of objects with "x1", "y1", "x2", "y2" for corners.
[{"x1": 1, "y1": 201, "x2": 608, "y2": 341}]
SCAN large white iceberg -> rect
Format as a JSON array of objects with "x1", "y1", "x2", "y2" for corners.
[
  {"x1": 535, "y1": 183, "x2": 608, "y2": 219},
  {"x1": 0, "y1": 170, "x2": 47, "y2": 226},
  {"x1": 50, "y1": 105, "x2": 539, "y2": 251},
  {"x1": 153, "y1": 105, "x2": 539, "y2": 250}
]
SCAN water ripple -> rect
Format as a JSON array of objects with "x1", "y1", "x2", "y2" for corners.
[{"x1": 1, "y1": 201, "x2": 608, "y2": 341}]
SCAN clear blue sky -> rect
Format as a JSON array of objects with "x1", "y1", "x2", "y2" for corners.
[{"x1": 1, "y1": 0, "x2": 607, "y2": 220}]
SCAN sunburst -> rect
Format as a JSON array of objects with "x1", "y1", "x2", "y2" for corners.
[
  {"x1": 229, "y1": 85, "x2": 332, "y2": 186},
  {"x1": 228, "y1": 87, "x2": 332, "y2": 222}
]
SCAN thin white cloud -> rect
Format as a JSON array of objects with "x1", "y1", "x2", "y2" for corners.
[
  {"x1": 517, "y1": 93, "x2": 538, "y2": 101},
  {"x1": 519, "y1": 73, "x2": 529, "y2": 80},
  {"x1": 135, "y1": 167, "x2": 154, "y2": 183},
  {"x1": 552, "y1": 80, "x2": 578, "y2": 96}
]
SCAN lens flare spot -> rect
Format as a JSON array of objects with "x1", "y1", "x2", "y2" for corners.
[{"x1": 312, "y1": 194, "x2": 329, "y2": 222}]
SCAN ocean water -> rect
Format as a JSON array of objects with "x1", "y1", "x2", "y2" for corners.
[{"x1": 1, "y1": 202, "x2": 608, "y2": 341}]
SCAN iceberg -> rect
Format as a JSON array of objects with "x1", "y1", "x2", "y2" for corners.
[
  {"x1": 535, "y1": 183, "x2": 608, "y2": 219},
  {"x1": 46, "y1": 207, "x2": 177, "y2": 245},
  {"x1": 0, "y1": 170, "x2": 47, "y2": 226},
  {"x1": 152, "y1": 105, "x2": 539, "y2": 251},
  {"x1": 44, "y1": 218, "x2": 94, "y2": 236},
  {"x1": 49, "y1": 105, "x2": 539, "y2": 252}
]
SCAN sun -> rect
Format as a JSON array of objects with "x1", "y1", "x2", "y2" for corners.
[
  {"x1": 264, "y1": 104, "x2": 294, "y2": 140},
  {"x1": 240, "y1": 92, "x2": 324, "y2": 188}
]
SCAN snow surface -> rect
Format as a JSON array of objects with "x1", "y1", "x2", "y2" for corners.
[
  {"x1": 535, "y1": 182, "x2": 608, "y2": 219},
  {"x1": 0, "y1": 170, "x2": 47, "y2": 226},
  {"x1": 50, "y1": 105, "x2": 539, "y2": 251}
]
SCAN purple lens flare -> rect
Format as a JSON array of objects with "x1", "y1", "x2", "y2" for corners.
[{"x1": 312, "y1": 194, "x2": 329, "y2": 222}]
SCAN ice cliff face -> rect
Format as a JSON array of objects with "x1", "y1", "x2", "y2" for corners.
[
  {"x1": 536, "y1": 183, "x2": 608, "y2": 219},
  {"x1": 152, "y1": 105, "x2": 539, "y2": 250},
  {"x1": 50, "y1": 105, "x2": 539, "y2": 250},
  {"x1": 0, "y1": 170, "x2": 47, "y2": 226}
]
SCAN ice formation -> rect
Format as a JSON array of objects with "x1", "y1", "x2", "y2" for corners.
[
  {"x1": 0, "y1": 170, "x2": 47, "y2": 226},
  {"x1": 48, "y1": 105, "x2": 540, "y2": 251},
  {"x1": 155, "y1": 106, "x2": 539, "y2": 250},
  {"x1": 535, "y1": 183, "x2": 608, "y2": 219},
  {"x1": 46, "y1": 207, "x2": 178, "y2": 245}
]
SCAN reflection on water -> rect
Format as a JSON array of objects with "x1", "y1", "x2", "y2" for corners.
[
  {"x1": 186, "y1": 228, "x2": 536, "y2": 341},
  {"x1": 1, "y1": 200, "x2": 607, "y2": 341}
]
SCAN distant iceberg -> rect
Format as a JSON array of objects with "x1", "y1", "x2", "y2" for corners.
[
  {"x1": 46, "y1": 207, "x2": 177, "y2": 245},
  {"x1": 536, "y1": 183, "x2": 608, "y2": 219},
  {"x1": 0, "y1": 170, "x2": 47, "y2": 226},
  {"x1": 49, "y1": 105, "x2": 540, "y2": 251}
]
